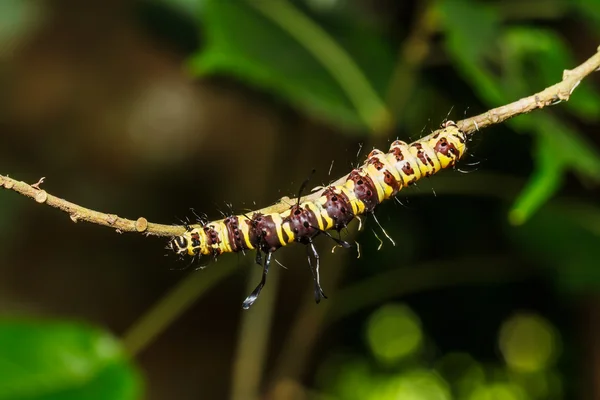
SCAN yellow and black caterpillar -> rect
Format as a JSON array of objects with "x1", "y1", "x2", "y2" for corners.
[{"x1": 169, "y1": 121, "x2": 467, "y2": 309}]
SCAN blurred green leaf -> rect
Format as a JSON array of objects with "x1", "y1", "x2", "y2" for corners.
[
  {"x1": 0, "y1": 320, "x2": 141, "y2": 400},
  {"x1": 575, "y1": 0, "x2": 600, "y2": 35},
  {"x1": 508, "y1": 203, "x2": 600, "y2": 292},
  {"x1": 502, "y1": 27, "x2": 600, "y2": 122},
  {"x1": 189, "y1": 0, "x2": 392, "y2": 131},
  {"x1": 509, "y1": 133, "x2": 564, "y2": 225},
  {"x1": 441, "y1": 11, "x2": 600, "y2": 223},
  {"x1": 159, "y1": 0, "x2": 204, "y2": 16},
  {"x1": 440, "y1": 0, "x2": 505, "y2": 104},
  {"x1": 511, "y1": 115, "x2": 600, "y2": 224},
  {"x1": 0, "y1": 0, "x2": 41, "y2": 43}
]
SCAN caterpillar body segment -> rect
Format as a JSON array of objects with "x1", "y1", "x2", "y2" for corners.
[{"x1": 169, "y1": 121, "x2": 467, "y2": 308}]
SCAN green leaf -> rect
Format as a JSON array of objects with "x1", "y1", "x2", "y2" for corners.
[
  {"x1": 189, "y1": 0, "x2": 392, "y2": 131},
  {"x1": 509, "y1": 135, "x2": 564, "y2": 225},
  {"x1": 439, "y1": 0, "x2": 505, "y2": 104},
  {"x1": 0, "y1": 320, "x2": 142, "y2": 400},
  {"x1": 536, "y1": 117, "x2": 600, "y2": 181},
  {"x1": 439, "y1": 0, "x2": 501, "y2": 65},
  {"x1": 502, "y1": 27, "x2": 600, "y2": 122},
  {"x1": 510, "y1": 116, "x2": 600, "y2": 224},
  {"x1": 574, "y1": 0, "x2": 600, "y2": 35}
]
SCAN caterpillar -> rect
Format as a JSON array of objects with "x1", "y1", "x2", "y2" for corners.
[{"x1": 169, "y1": 121, "x2": 467, "y2": 309}]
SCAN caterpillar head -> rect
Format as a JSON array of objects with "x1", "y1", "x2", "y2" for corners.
[
  {"x1": 168, "y1": 230, "x2": 201, "y2": 256},
  {"x1": 168, "y1": 235, "x2": 189, "y2": 255}
]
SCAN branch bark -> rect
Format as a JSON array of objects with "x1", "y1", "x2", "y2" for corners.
[{"x1": 2, "y1": 46, "x2": 600, "y2": 238}]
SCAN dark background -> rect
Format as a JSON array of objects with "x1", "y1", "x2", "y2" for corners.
[{"x1": 1, "y1": 0, "x2": 600, "y2": 399}]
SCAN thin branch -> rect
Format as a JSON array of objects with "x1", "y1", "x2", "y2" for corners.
[
  {"x1": 0, "y1": 175, "x2": 183, "y2": 237},
  {"x1": 1, "y1": 46, "x2": 599, "y2": 238}
]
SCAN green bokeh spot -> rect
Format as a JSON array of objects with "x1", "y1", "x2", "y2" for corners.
[
  {"x1": 468, "y1": 383, "x2": 529, "y2": 400},
  {"x1": 499, "y1": 313, "x2": 560, "y2": 373},
  {"x1": 366, "y1": 303, "x2": 423, "y2": 365},
  {"x1": 370, "y1": 369, "x2": 451, "y2": 400}
]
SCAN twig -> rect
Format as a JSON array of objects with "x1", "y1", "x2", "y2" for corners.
[
  {"x1": 0, "y1": 175, "x2": 183, "y2": 237},
  {"x1": 1, "y1": 46, "x2": 599, "y2": 238}
]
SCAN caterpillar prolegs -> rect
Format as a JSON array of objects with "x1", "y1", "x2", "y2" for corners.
[{"x1": 169, "y1": 121, "x2": 467, "y2": 309}]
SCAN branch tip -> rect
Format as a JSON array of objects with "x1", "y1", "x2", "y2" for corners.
[
  {"x1": 135, "y1": 217, "x2": 149, "y2": 232},
  {"x1": 35, "y1": 191, "x2": 48, "y2": 204}
]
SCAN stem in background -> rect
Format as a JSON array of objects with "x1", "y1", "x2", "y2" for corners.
[
  {"x1": 122, "y1": 261, "x2": 236, "y2": 357},
  {"x1": 247, "y1": 0, "x2": 392, "y2": 135},
  {"x1": 385, "y1": 0, "x2": 438, "y2": 118},
  {"x1": 266, "y1": 255, "x2": 534, "y2": 394},
  {"x1": 268, "y1": 246, "x2": 350, "y2": 387},
  {"x1": 230, "y1": 264, "x2": 280, "y2": 400},
  {"x1": 2, "y1": 47, "x2": 598, "y2": 236}
]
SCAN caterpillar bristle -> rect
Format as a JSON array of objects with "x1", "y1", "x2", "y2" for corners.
[{"x1": 170, "y1": 122, "x2": 468, "y2": 309}]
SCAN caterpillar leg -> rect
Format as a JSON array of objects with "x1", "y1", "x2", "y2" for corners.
[
  {"x1": 242, "y1": 251, "x2": 273, "y2": 309},
  {"x1": 307, "y1": 239, "x2": 327, "y2": 303},
  {"x1": 370, "y1": 212, "x2": 396, "y2": 246}
]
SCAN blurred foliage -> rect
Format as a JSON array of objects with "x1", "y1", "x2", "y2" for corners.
[
  {"x1": 318, "y1": 304, "x2": 561, "y2": 400},
  {"x1": 0, "y1": 320, "x2": 141, "y2": 400},
  {"x1": 509, "y1": 203, "x2": 600, "y2": 293},
  {"x1": 188, "y1": 0, "x2": 393, "y2": 131},
  {"x1": 1, "y1": 0, "x2": 600, "y2": 399}
]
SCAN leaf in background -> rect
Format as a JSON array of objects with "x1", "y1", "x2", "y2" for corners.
[
  {"x1": 441, "y1": 6, "x2": 600, "y2": 222},
  {"x1": 158, "y1": 0, "x2": 205, "y2": 17},
  {"x1": 443, "y1": 6, "x2": 600, "y2": 122},
  {"x1": 439, "y1": 0, "x2": 505, "y2": 104},
  {"x1": 0, "y1": 0, "x2": 42, "y2": 58},
  {"x1": 189, "y1": 0, "x2": 392, "y2": 131},
  {"x1": 510, "y1": 116, "x2": 600, "y2": 224},
  {"x1": 574, "y1": 0, "x2": 600, "y2": 36},
  {"x1": 0, "y1": 320, "x2": 141, "y2": 400},
  {"x1": 509, "y1": 134, "x2": 564, "y2": 225},
  {"x1": 508, "y1": 203, "x2": 600, "y2": 293},
  {"x1": 502, "y1": 27, "x2": 600, "y2": 122}
]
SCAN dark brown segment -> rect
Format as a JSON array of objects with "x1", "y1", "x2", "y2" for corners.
[
  {"x1": 391, "y1": 146, "x2": 405, "y2": 162},
  {"x1": 367, "y1": 154, "x2": 385, "y2": 171},
  {"x1": 391, "y1": 148, "x2": 403, "y2": 161},
  {"x1": 411, "y1": 143, "x2": 436, "y2": 177},
  {"x1": 191, "y1": 232, "x2": 201, "y2": 247},
  {"x1": 347, "y1": 169, "x2": 379, "y2": 212},
  {"x1": 284, "y1": 204, "x2": 320, "y2": 244},
  {"x1": 434, "y1": 137, "x2": 460, "y2": 162},
  {"x1": 383, "y1": 169, "x2": 400, "y2": 194},
  {"x1": 224, "y1": 216, "x2": 247, "y2": 252},
  {"x1": 248, "y1": 213, "x2": 283, "y2": 252},
  {"x1": 411, "y1": 143, "x2": 429, "y2": 166},
  {"x1": 322, "y1": 187, "x2": 354, "y2": 231},
  {"x1": 203, "y1": 225, "x2": 222, "y2": 255}
]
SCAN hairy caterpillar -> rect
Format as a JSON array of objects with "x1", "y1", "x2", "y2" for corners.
[{"x1": 169, "y1": 121, "x2": 467, "y2": 309}]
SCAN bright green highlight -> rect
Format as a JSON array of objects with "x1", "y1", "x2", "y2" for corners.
[
  {"x1": 366, "y1": 303, "x2": 423, "y2": 364},
  {"x1": 469, "y1": 383, "x2": 529, "y2": 400},
  {"x1": 371, "y1": 370, "x2": 451, "y2": 400},
  {"x1": 499, "y1": 313, "x2": 560, "y2": 373}
]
